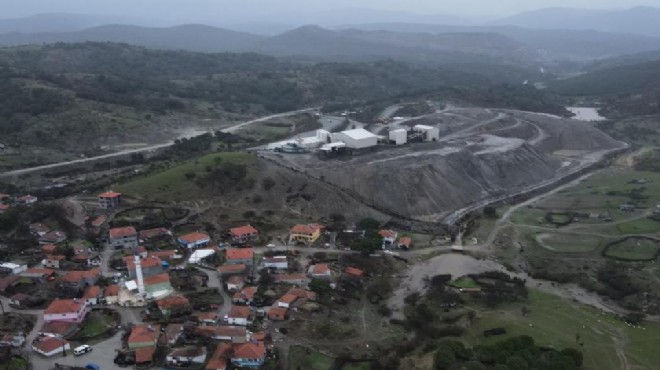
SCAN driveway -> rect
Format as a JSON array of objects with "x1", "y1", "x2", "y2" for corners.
[{"x1": 30, "y1": 328, "x2": 123, "y2": 370}]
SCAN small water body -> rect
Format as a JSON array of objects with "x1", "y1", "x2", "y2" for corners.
[{"x1": 567, "y1": 107, "x2": 606, "y2": 122}]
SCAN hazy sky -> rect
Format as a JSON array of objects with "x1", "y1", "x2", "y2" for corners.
[{"x1": 3, "y1": 0, "x2": 660, "y2": 20}]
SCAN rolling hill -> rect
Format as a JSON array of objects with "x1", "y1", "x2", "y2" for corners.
[{"x1": 494, "y1": 6, "x2": 660, "y2": 38}]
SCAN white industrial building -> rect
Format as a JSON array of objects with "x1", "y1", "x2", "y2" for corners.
[
  {"x1": 389, "y1": 129, "x2": 407, "y2": 145},
  {"x1": 316, "y1": 129, "x2": 332, "y2": 143},
  {"x1": 413, "y1": 125, "x2": 440, "y2": 142},
  {"x1": 332, "y1": 128, "x2": 378, "y2": 149}
]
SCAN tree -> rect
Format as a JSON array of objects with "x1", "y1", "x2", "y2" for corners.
[
  {"x1": 262, "y1": 177, "x2": 276, "y2": 191},
  {"x1": 560, "y1": 348, "x2": 583, "y2": 368},
  {"x1": 309, "y1": 278, "x2": 332, "y2": 296},
  {"x1": 433, "y1": 346, "x2": 456, "y2": 370},
  {"x1": 484, "y1": 206, "x2": 498, "y2": 218},
  {"x1": 357, "y1": 218, "x2": 380, "y2": 230}
]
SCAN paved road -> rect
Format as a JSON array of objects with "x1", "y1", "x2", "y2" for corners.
[{"x1": 0, "y1": 108, "x2": 318, "y2": 178}]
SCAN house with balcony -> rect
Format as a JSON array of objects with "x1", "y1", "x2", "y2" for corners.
[
  {"x1": 229, "y1": 225, "x2": 258, "y2": 245},
  {"x1": 231, "y1": 342, "x2": 266, "y2": 368},
  {"x1": 108, "y1": 226, "x2": 138, "y2": 249},
  {"x1": 290, "y1": 224, "x2": 322, "y2": 244}
]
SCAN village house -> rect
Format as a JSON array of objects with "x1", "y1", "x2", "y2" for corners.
[
  {"x1": 344, "y1": 267, "x2": 365, "y2": 279},
  {"x1": 108, "y1": 226, "x2": 138, "y2": 249},
  {"x1": 206, "y1": 343, "x2": 232, "y2": 370},
  {"x1": 43, "y1": 298, "x2": 88, "y2": 323},
  {"x1": 125, "y1": 255, "x2": 163, "y2": 279},
  {"x1": 231, "y1": 342, "x2": 266, "y2": 368},
  {"x1": 226, "y1": 305, "x2": 251, "y2": 326},
  {"x1": 29, "y1": 223, "x2": 50, "y2": 237},
  {"x1": 136, "y1": 347, "x2": 157, "y2": 367},
  {"x1": 143, "y1": 273, "x2": 174, "y2": 299},
  {"x1": 156, "y1": 295, "x2": 191, "y2": 317},
  {"x1": 226, "y1": 248, "x2": 254, "y2": 266},
  {"x1": 197, "y1": 312, "x2": 221, "y2": 326},
  {"x1": 8, "y1": 293, "x2": 31, "y2": 309},
  {"x1": 263, "y1": 255, "x2": 288, "y2": 269},
  {"x1": 105, "y1": 284, "x2": 120, "y2": 305},
  {"x1": 268, "y1": 307, "x2": 288, "y2": 321},
  {"x1": 149, "y1": 250, "x2": 178, "y2": 262},
  {"x1": 287, "y1": 287, "x2": 317, "y2": 301},
  {"x1": 89, "y1": 215, "x2": 107, "y2": 232},
  {"x1": 98, "y1": 191, "x2": 122, "y2": 209},
  {"x1": 308, "y1": 263, "x2": 332, "y2": 279},
  {"x1": 38, "y1": 321, "x2": 78, "y2": 338},
  {"x1": 226, "y1": 275, "x2": 246, "y2": 292},
  {"x1": 44, "y1": 255, "x2": 65, "y2": 269},
  {"x1": 159, "y1": 323, "x2": 184, "y2": 346},
  {"x1": 139, "y1": 227, "x2": 172, "y2": 245},
  {"x1": 272, "y1": 273, "x2": 310, "y2": 286},
  {"x1": 128, "y1": 324, "x2": 161, "y2": 349},
  {"x1": 39, "y1": 230, "x2": 67, "y2": 245},
  {"x1": 290, "y1": 223, "x2": 323, "y2": 244},
  {"x1": 178, "y1": 232, "x2": 211, "y2": 249},
  {"x1": 229, "y1": 225, "x2": 259, "y2": 244},
  {"x1": 20, "y1": 268, "x2": 56, "y2": 282},
  {"x1": 61, "y1": 269, "x2": 100, "y2": 291},
  {"x1": 83, "y1": 285, "x2": 101, "y2": 305},
  {"x1": 32, "y1": 335, "x2": 70, "y2": 357},
  {"x1": 167, "y1": 346, "x2": 208, "y2": 366},
  {"x1": 41, "y1": 244, "x2": 58, "y2": 255},
  {"x1": 397, "y1": 237, "x2": 413, "y2": 250},
  {"x1": 276, "y1": 293, "x2": 297, "y2": 308},
  {"x1": 193, "y1": 326, "x2": 247, "y2": 343},
  {"x1": 233, "y1": 286, "x2": 257, "y2": 305},
  {"x1": 218, "y1": 263, "x2": 247, "y2": 277},
  {"x1": 379, "y1": 229, "x2": 398, "y2": 248},
  {"x1": 16, "y1": 195, "x2": 37, "y2": 205}
]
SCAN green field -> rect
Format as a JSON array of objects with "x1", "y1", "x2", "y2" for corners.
[
  {"x1": 450, "y1": 277, "x2": 480, "y2": 289},
  {"x1": 535, "y1": 233, "x2": 603, "y2": 253},
  {"x1": 603, "y1": 238, "x2": 660, "y2": 261},
  {"x1": 74, "y1": 311, "x2": 114, "y2": 339},
  {"x1": 616, "y1": 218, "x2": 660, "y2": 234},
  {"x1": 116, "y1": 152, "x2": 256, "y2": 201},
  {"x1": 463, "y1": 290, "x2": 660, "y2": 370},
  {"x1": 341, "y1": 362, "x2": 372, "y2": 370},
  {"x1": 288, "y1": 346, "x2": 334, "y2": 370}
]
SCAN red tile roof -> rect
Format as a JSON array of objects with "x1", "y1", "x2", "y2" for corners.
[
  {"x1": 287, "y1": 288, "x2": 317, "y2": 301},
  {"x1": 149, "y1": 250, "x2": 177, "y2": 260},
  {"x1": 41, "y1": 244, "x2": 58, "y2": 254},
  {"x1": 61, "y1": 268, "x2": 99, "y2": 283},
  {"x1": 344, "y1": 267, "x2": 365, "y2": 277},
  {"x1": 105, "y1": 284, "x2": 120, "y2": 297},
  {"x1": 156, "y1": 295, "x2": 190, "y2": 309},
  {"x1": 218, "y1": 264, "x2": 247, "y2": 274},
  {"x1": 207, "y1": 343, "x2": 232, "y2": 370},
  {"x1": 109, "y1": 226, "x2": 137, "y2": 239},
  {"x1": 197, "y1": 312, "x2": 220, "y2": 322},
  {"x1": 91, "y1": 215, "x2": 107, "y2": 228},
  {"x1": 228, "y1": 305, "x2": 251, "y2": 319},
  {"x1": 233, "y1": 342, "x2": 266, "y2": 360},
  {"x1": 229, "y1": 225, "x2": 258, "y2": 237},
  {"x1": 44, "y1": 299, "x2": 84, "y2": 315},
  {"x1": 398, "y1": 236, "x2": 412, "y2": 248},
  {"x1": 135, "y1": 346, "x2": 157, "y2": 363},
  {"x1": 179, "y1": 232, "x2": 210, "y2": 243},
  {"x1": 83, "y1": 285, "x2": 101, "y2": 299},
  {"x1": 311, "y1": 263, "x2": 330, "y2": 275},
  {"x1": 268, "y1": 307, "x2": 288, "y2": 321},
  {"x1": 278, "y1": 293, "x2": 297, "y2": 305},
  {"x1": 124, "y1": 256, "x2": 162, "y2": 270},
  {"x1": 291, "y1": 224, "x2": 321, "y2": 234},
  {"x1": 144, "y1": 273, "x2": 170, "y2": 286},
  {"x1": 46, "y1": 254, "x2": 65, "y2": 261},
  {"x1": 139, "y1": 227, "x2": 171, "y2": 239},
  {"x1": 40, "y1": 321, "x2": 76, "y2": 336},
  {"x1": 226, "y1": 248, "x2": 253, "y2": 260},
  {"x1": 129, "y1": 324, "x2": 160, "y2": 345},
  {"x1": 193, "y1": 325, "x2": 246, "y2": 338},
  {"x1": 233, "y1": 286, "x2": 257, "y2": 301},
  {"x1": 379, "y1": 229, "x2": 398, "y2": 239},
  {"x1": 22, "y1": 268, "x2": 56, "y2": 276},
  {"x1": 33, "y1": 336, "x2": 69, "y2": 354},
  {"x1": 99, "y1": 191, "x2": 122, "y2": 198}
]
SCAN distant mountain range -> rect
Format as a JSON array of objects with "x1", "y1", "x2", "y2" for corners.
[{"x1": 493, "y1": 6, "x2": 660, "y2": 38}]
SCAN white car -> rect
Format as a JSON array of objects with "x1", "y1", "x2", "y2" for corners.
[
  {"x1": 73, "y1": 344, "x2": 93, "y2": 356},
  {"x1": 266, "y1": 244, "x2": 276, "y2": 248}
]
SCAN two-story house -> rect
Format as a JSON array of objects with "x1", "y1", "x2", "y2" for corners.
[
  {"x1": 229, "y1": 225, "x2": 258, "y2": 245},
  {"x1": 108, "y1": 226, "x2": 138, "y2": 249},
  {"x1": 290, "y1": 224, "x2": 322, "y2": 244},
  {"x1": 44, "y1": 299, "x2": 88, "y2": 323},
  {"x1": 231, "y1": 342, "x2": 266, "y2": 368}
]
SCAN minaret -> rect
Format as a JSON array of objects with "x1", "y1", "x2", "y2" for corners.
[{"x1": 134, "y1": 255, "x2": 145, "y2": 295}]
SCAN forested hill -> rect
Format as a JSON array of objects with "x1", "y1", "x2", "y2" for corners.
[{"x1": 0, "y1": 42, "x2": 568, "y2": 156}]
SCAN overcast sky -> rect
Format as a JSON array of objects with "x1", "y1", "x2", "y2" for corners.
[{"x1": 3, "y1": 0, "x2": 660, "y2": 20}]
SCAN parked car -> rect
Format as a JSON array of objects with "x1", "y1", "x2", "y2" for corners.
[{"x1": 74, "y1": 344, "x2": 93, "y2": 356}]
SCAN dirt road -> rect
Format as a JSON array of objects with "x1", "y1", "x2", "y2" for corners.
[{"x1": 0, "y1": 108, "x2": 318, "y2": 178}]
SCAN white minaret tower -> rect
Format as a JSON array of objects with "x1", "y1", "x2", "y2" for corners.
[{"x1": 134, "y1": 255, "x2": 145, "y2": 295}]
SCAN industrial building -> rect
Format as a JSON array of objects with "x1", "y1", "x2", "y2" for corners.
[
  {"x1": 389, "y1": 129, "x2": 407, "y2": 145},
  {"x1": 413, "y1": 125, "x2": 440, "y2": 142},
  {"x1": 332, "y1": 128, "x2": 378, "y2": 149}
]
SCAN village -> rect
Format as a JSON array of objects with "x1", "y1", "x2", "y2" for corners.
[{"x1": 0, "y1": 189, "x2": 428, "y2": 370}]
